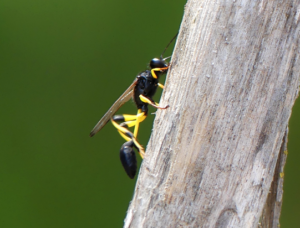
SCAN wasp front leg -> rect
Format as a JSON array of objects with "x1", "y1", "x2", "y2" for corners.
[{"x1": 151, "y1": 66, "x2": 169, "y2": 79}]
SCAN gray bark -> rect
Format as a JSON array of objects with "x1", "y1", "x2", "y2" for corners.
[{"x1": 124, "y1": 0, "x2": 300, "y2": 227}]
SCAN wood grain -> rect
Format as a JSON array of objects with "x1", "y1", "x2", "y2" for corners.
[{"x1": 124, "y1": 0, "x2": 300, "y2": 227}]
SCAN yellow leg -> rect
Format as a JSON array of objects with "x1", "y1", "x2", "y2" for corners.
[
  {"x1": 139, "y1": 94, "x2": 169, "y2": 109},
  {"x1": 158, "y1": 83, "x2": 164, "y2": 89},
  {"x1": 122, "y1": 114, "x2": 140, "y2": 121},
  {"x1": 151, "y1": 66, "x2": 169, "y2": 79},
  {"x1": 133, "y1": 109, "x2": 147, "y2": 138},
  {"x1": 117, "y1": 112, "x2": 146, "y2": 140},
  {"x1": 115, "y1": 115, "x2": 144, "y2": 141},
  {"x1": 111, "y1": 110, "x2": 148, "y2": 159},
  {"x1": 118, "y1": 130, "x2": 132, "y2": 142},
  {"x1": 111, "y1": 119, "x2": 130, "y2": 140},
  {"x1": 112, "y1": 113, "x2": 141, "y2": 140},
  {"x1": 133, "y1": 109, "x2": 141, "y2": 138},
  {"x1": 111, "y1": 118, "x2": 145, "y2": 158},
  {"x1": 112, "y1": 110, "x2": 146, "y2": 139}
]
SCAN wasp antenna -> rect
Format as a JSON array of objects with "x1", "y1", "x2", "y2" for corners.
[
  {"x1": 160, "y1": 32, "x2": 178, "y2": 59},
  {"x1": 162, "y1": 56, "x2": 171, "y2": 61}
]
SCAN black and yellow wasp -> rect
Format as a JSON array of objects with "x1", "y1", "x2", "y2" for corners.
[{"x1": 90, "y1": 35, "x2": 177, "y2": 179}]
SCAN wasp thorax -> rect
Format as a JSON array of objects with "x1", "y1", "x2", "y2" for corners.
[{"x1": 150, "y1": 58, "x2": 168, "y2": 69}]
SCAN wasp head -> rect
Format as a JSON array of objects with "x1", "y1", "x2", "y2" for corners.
[{"x1": 149, "y1": 58, "x2": 168, "y2": 69}]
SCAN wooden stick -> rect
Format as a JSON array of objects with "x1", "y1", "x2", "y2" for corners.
[{"x1": 125, "y1": 0, "x2": 300, "y2": 227}]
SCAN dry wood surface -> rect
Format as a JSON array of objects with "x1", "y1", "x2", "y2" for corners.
[{"x1": 124, "y1": 0, "x2": 300, "y2": 227}]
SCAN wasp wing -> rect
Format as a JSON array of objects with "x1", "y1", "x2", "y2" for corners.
[{"x1": 90, "y1": 78, "x2": 138, "y2": 137}]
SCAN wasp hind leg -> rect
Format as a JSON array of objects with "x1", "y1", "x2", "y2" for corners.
[
  {"x1": 112, "y1": 109, "x2": 147, "y2": 144},
  {"x1": 111, "y1": 110, "x2": 147, "y2": 179},
  {"x1": 111, "y1": 117, "x2": 145, "y2": 158}
]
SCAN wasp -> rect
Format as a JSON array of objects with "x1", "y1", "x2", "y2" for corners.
[{"x1": 90, "y1": 34, "x2": 177, "y2": 179}]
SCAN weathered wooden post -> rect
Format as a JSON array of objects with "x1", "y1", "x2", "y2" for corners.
[{"x1": 125, "y1": 1, "x2": 300, "y2": 227}]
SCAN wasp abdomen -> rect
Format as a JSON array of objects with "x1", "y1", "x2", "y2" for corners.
[{"x1": 120, "y1": 141, "x2": 137, "y2": 179}]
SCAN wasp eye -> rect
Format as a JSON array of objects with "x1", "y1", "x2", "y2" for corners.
[{"x1": 150, "y1": 58, "x2": 167, "y2": 69}]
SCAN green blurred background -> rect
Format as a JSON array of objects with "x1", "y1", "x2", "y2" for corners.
[{"x1": 0, "y1": 0, "x2": 299, "y2": 227}]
